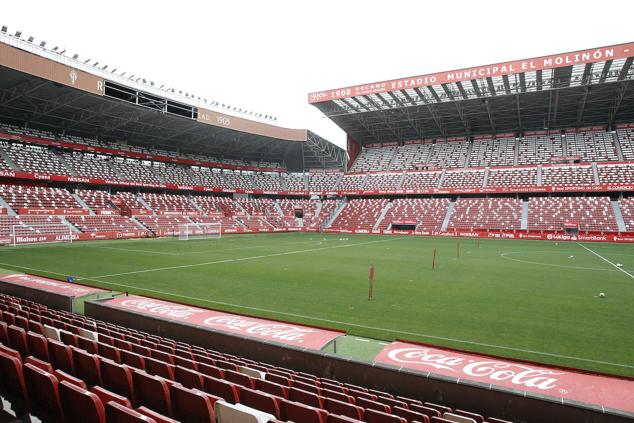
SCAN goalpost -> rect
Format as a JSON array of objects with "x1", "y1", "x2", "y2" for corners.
[
  {"x1": 11, "y1": 224, "x2": 74, "y2": 247},
  {"x1": 178, "y1": 222, "x2": 222, "y2": 241}
]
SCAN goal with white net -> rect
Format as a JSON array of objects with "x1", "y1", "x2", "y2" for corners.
[
  {"x1": 178, "y1": 222, "x2": 222, "y2": 241},
  {"x1": 11, "y1": 224, "x2": 74, "y2": 246}
]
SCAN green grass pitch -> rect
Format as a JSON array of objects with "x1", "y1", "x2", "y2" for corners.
[{"x1": 0, "y1": 232, "x2": 632, "y2": 377}]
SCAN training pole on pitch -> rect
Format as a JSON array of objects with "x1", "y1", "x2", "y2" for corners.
[
  {"x1": 368, "y1": 264, "x2": 375, "y2": 301},
  {"x1": 432, "y1": 248, "x2": 437, "y2": 270}
]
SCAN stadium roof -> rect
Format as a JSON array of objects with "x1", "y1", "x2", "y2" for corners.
[
  {"x1": 0, "y1": 32, "x2": 346, "y2": 171},
  {"x1": 309, "y1": 43, "x2": 634, "y2": 145}
]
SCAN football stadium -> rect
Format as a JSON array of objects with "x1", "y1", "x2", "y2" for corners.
[{"x1": 0, "y1": 8, "x2": 633, "y2": 423}]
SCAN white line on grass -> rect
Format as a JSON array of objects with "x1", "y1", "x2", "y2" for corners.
[
  {"x1": 577, "y1": 243, "x2": 634, "y2": 280},
  {"x1": 85, "y1": 237, "x2": 404, "y2": 279}
]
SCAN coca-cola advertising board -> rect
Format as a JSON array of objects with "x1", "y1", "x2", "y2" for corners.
[
  {"x1": 375, "y1": 341, "x2": 634, "y2": 414},
  {"x1": 103, "y1": 295, "x2": 344, "y2": 350}
]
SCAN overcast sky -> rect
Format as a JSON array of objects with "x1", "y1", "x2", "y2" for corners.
[{"x1": 2, "y1": 0, "x2": 633, "y2": 148}]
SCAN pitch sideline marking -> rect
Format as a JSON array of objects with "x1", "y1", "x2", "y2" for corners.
[
  {"x1": 0, "y1": 259, "x2": 632, "y2": 369},
  {"x1": 85, "y1": 237, "x2": 405, "y2": 279},
  {"x1": 577, "y1": 243, "x2": 634, "y2": 280}
]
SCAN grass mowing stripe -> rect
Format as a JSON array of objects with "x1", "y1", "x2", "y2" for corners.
[
  {"x1": 85, "y1": 237, "x2": 405, "y2": 279},
  {"x1": 577, "y1": 242, "x2": 634, "y2": 280}
]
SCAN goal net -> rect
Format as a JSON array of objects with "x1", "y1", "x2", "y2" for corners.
[
  {"x1": 178, "y1": 222, "x2": 222, "y2": 241},
  {"x1": 11, "y1": 223, "x2": 74, "y2": 246}
]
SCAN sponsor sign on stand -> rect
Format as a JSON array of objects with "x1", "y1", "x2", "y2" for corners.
[
  {"x1": 0, "y1": 273, "x2": 108, "y2": 297},
  {"x1": 375, "y1": 341, "x2": 634, "y2": 414},
  {"x1": 104, "y1": 295, "x2": 344, "y2": 350}
]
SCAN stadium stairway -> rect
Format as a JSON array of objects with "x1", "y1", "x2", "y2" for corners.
[
  {"x1": 60, "y1": 216, "x2": 82, "y2": 233},
  {"x1": 612, "y1": 131, "x2": 625, "y2": 161},
  {"x1": 591, "y1": 163, "x2": 601, "y2": 185},
  {"x1": 437, "y1": 170, "x2": 446, "y2": 188},
  {"x1": 482, "y1": 168, "x2": 490, "y2": 188},
  {"x1": 273, "y1": 200, "x2": 285, "y2": 218},
  {"x1": 441, "y1": 201, "x2": 455, "y2": 231},
  {"x1": 611, "y1": 200, "x2": 627, "y2": 232},
  {"x1": 189, "y1": 197, "x2": 205, "y2": 213},
  {"x1": 70, "y1": 193, "x2": 95, "y2": 215},
  {"x1": 536, "y1": 165, "x2": 543, "y2": 185},
  {"x1": 373, "y1": 201, "x2": 392, "y2": 231},
  {"x1": 324, "y1": 199, "x2": 347, "y2": 228},
  {"x1": 0, "y1": 194, "x2": 16, "y2": 216},
  {"x1": 135, "y1": 196, "x2": 154, "y2": 213},
  {"x1": 57, "y1": 153, "x2": 78, "y2": 176},
  {"x1": 521, "y1": 200, "x2": 529, "y2": 230},
  {"x1": 0, "y1": 147, "x2": 19, "y2": 170},
  {"x1": 105, "y1": 160, "x2": 125, "y2": 180}
]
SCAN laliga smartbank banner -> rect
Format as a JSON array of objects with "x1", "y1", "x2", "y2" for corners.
[
  {"x1": 309, "y1": 42, "x2": 634, "y2": 103},
  {"x1": 197, "y1": 108, "x2": 307, "y2": 142},
  {"x1": 104, "y1": 295, "x2": 344, "y2": 350},
  {"x1": 376, "y1": 341, "x2": 634, "y2": 414},
  {"x1": 0, "y1": 42, "x2": 104, "y2": 96}
]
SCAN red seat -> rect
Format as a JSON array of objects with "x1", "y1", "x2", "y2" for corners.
[
  {"x1": 25, "y1": 355, "x2": 54, "y2": 373},
  {"x1": 106, "y1": 401, "x2": 158, "y2": 423},
  {"x1": 26, "y1": 331, "x2": 49, "y2": 361},
  {"x1": 409, "y1": 404, "x2": 441, "y2": 419},
  {"x1": 203, "y1": 375, "x2": 240, "y2": 403},
  {"x1": 0, "y1": 351, "x2": 28, "y2": 411},
  {"x1": 364, "y1": 408, "x2": 407, "y2": 423},
  {"x1": 14, "y1": 315, "x2": 29, "y2": 331},
  {"x1": 28, "y1": 320, "x2": 45, "y2": 335},
  {"x1": 136, "y1": 406, "x2": 178, "y2": 423},
  {"x1": 54, "y1": 369, "x2": 88, "y2": 389},
  {"x1": 100, "y1": 359, "x2": 136, "y2": 404},
  {"x1": 328, "y1": 415, "x2": 364, "y2": 423},
  {"x1": 266, "y1": 372, "x2": 291, "y2": 386},
  {"x1": 98, "y1": 341, "x2": 121, "y2": 362},
  {"x1": 393, "y1": 406, "x2": 430, "y2": 423},
  {"x1": 121, "y1": 349, "x2": 146, "y2": 370},
  {"x1": 77, "y1": 336, "x2": 98, "y2": 354},
  {"x1": 197, "y1": 362, "x2": 225, "y2": 379},
  {"x1": 72, "y1": 347, "x2": 102, "y2": 387},
  {"x1": 60, "y1": 330, "x2": 79, "y2": 347},
  {"x1": 49, "y1": 339, "x2": 75, "y2": 374},
  {"x1": 454, "y1": 410, "x2": 484, "y2": 423},
  {"x1": 59, "y1": 380, "x2": 106, "y2": 423},
  {"x1": 225, "y1": 369, "x2": 256, "y2": 388},
  {"x1": 357, "y1": 397, "x2": 391, "y2": 413},
  {"x1": 289, "y1": 387, "x2": 324, "y2": 408},
  {"x1": 378, "y1": 396, "x2": 407, "y2": 410},
  {"x1": 294, "y1": 379, "x2": 321, "y2": 394},
  {"x1": 322, "y1": 387, "x2": 355, "y2": 404},
  {"x1": 174, "y1": 365, "x2": 204, "y2": 389},
  {"x1": 145, "y1": 356, "x2": 175, "y2": 380},
  {"x1": 256, "y1": 378, "x2": 289, "y2": 398},
  {"x1": 424, "y1": 403, "x2": 452, "y2": 415},
  {"x1": 325, "y1": 397, "x2": 364, "y2": 420},
  {"x1": 91, "y1": 385, "x2": 132, "y2": 408},
  {"x1": 281, "y1": 399, "x2": 328, "y2": 423},
  {"x1": 170, "y1": 384, "x2": 220, "y2": 423},
  {"x1": 132, "y1": 370, "x2": 173, "y2": 417},
  {"x1": 239, "y1": 386, "x2": 282, "y2": 418},
  {"x1": 0, "y1": 320, "x2": 8, "y2": 345},
  {"x1": 23, "y1": 362, "x2": 64, "y2": 421},
  {"x1": 7, "y1": 324, "x2": 29, "y2": 357}
]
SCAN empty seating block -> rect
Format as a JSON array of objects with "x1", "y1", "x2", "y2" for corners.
[
  {"x1": 528, "y1": 197, "x2": 617, "y2": 231},
  {"x1": 449, "y1": 198, "x2": 522, "y2": 230},
  {"x1": 380, "y1": 198, "x2": 449, "y2": 231}
]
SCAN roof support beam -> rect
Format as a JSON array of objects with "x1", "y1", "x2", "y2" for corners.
[
  {"x1": 575, "y1": 85, "x2": 590, "y2": 127},
  {"x1": 609, "y1": 81, "x2": 630, "y2": 127},
  {"x1": 484, "y1": 99, "x2": 496, "y2": 133},
  {"x1": 515, "y1": 94, "x2": 523, "y2": 132}
]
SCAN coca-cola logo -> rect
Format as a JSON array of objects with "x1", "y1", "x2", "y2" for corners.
[
  {"x1": 387, "y1": 348, "x2": 562, "y2": 390},
  {"x1": 120, "y1": 299, "x2": 205, "y2": 319},
  {"x1": 203, "y1": 316, "x2": 317, "y2": 342}
]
